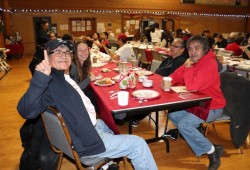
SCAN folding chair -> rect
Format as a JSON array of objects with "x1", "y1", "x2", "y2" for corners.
[
  {"x1": 151, "y1": 49, "x2": 162, "y2": 61},
  {"x1": 132, "y1": 47, "x2": 139, "y2": 60},
  {"x1": 150, "y1": 59, "x2": 162, "y2": 73},
  {"x1": 42, "y1": 106, "x2": 126, "y2": 170},
  {"x1": 138, "y1": 48, "x2": 151, "y2": 70}
]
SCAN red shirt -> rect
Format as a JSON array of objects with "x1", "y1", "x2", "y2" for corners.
[{"x1": 225, "y1": 42, "x2": 243, "y2": 56}]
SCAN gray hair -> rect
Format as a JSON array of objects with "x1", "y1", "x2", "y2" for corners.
[
  {"x1": 186, "y1": 35, "x2": 210, "y2": 54},
  {"x1": 174, "y1": 38, "x2": 185, "y2": 48}
]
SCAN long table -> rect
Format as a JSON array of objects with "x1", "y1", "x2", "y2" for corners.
[
  {"x1": 223, "y1": 57, "x2": 250, "y2": 78},
  {"x1": 90, "y1": 62, "x2": 211, "y2": 152}
]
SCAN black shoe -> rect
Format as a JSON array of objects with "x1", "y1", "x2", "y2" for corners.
[
  {"x1": 162, "y1": 129, "x2": 179, "y2": 140},
  {"x1": 132, "y1": 120, "x2": 139, "y2": 127},
  {"x1": 207, "y1": 145, "x2": 224, "y2": 170},
  {"x1": 198, "y1": 124, "x2": 205, "y2": 135},
  {"x1": 114, "y1": 119, "x2": 127, "y2": 126}
]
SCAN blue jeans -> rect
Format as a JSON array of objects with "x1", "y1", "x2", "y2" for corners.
[
  {"x1": 85, "y1": 119, "x2": 158, "y2": 170},
  {"x1": 168, "y1": 109, "x2": 223, "y2": 156}
]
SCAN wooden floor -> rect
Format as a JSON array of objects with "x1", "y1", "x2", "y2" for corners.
[{"x1": 0, "y1": 56, "x2": 249, "y2": 170}]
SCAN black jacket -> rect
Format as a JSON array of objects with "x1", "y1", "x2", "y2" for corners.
[
  {"x1": 17, "y1": 69, "x2": 105, "y2": 157},
  {"x1": 155, "y1": 53, "x2": 188, "y2": 77},
  {"x1": 220, "y1": 71, "x2": 250, "y2": 149},
  {"x1": 19, "y1": 115, "x2": 59, "y2": 170}
]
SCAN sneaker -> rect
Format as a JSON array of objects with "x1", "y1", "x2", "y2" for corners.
[
  {"x1": 162, "y1": 128, "x2": 179, "y2": 140},
  {"x1": 132, "y1": 120, "x2": 139, "y2": 127},
  {"x1": 207, "y1": 144, "x2": 224, "y2": 170}
]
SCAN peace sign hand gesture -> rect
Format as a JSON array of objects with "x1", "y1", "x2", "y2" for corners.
[{"x1": 35, "y1": 50, "x2": 51, "y2": 75}]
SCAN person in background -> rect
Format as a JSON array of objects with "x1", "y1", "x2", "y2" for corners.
[
  {"x1": 225, "y1": 33, "x2": 243, "y2": 56},
  {"x1": 163, "y1": 35, "x2": 226, "y2": 170},
  {"x1": 17, "y1": 39, "x2": 158, "y2": 170},
  {"x1": 155, "y1": 38, "x2": 189, "y2": 76},
  {"x1": 70, "y1": 41, "x2": 99, "y2": 113},
  {"x1": 110, "y1": 33, "x2": 135, "y2": 62},
  {"x1": 150, "y1": 23, "x2": 162, "y2": 45},
  {"x1": 36, "y1": 19, "x2": 50, "y2": 48},
  {"x1": 48, "y1": 31, "x2": 57, "y2": 40},
  {"x1": 62, "y1": 33, "x2": 74, "y2": 43},
  {"x1": 99, "y1": 32, "x2": 109, "y2": 53},
  {"x1": 241, "y1": 32, "x2": 250, "y2": 46},
  {"x1": 214, "y1": 34, "x2": 227, "y2": 48},
  {"x1": 202, "y1": 29, "x2": 214, "y2": 48},
  {"x1": 160, "y1": 30, "x2": 174, "y2": 48},
  {"x1": 240, "y1": 34, "x2": 250, "y2": 60},
  {"x1": 83, "y1": 33, "x2": 101, "y2": 51},
  {"x1": 29, "y1": 19, "x2": 51, "y2": 75},
  {"x1": 107, "y1": 32, "x2": 118, "y2": 48}
]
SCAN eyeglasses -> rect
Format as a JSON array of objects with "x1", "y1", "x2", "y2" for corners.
[
  {"x1": 170, "y1": 44, "x2": 183, "y2": 48},
  {"x1": 49, "y1": 50, "x2": 72, "y2": 57}
]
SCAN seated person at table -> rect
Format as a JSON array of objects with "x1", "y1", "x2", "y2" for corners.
[
  {"x1": 163, "y1": 35, "x2": 226, "y2": 170},
  {"x1": 17, "y1": 39, "x2": 157, "y2": 170},
  {"x1": 155, "y1": 38, "x2": 189, "y2": 77},
  {"x1": 62, "y1": 33, "x2": 74, "y2": 43},
  {"x1": 240, "y1": 34, "x2": 250, "y2": 60},
  {"x1": 110, "y1": 33, "x2": 135, "y2": 62},
  {"x1": 70, "y1": 41, "x2": 99, "y2": 113},
  {"x1": 82, "y1": 33, "x2": 101, "y2": 51},
  {"x1": 214, "y1": 34, "x2": 227, "y2": 48},
  {"x1": 225, "y1": 33, "x2": 243, "y2": 56}
]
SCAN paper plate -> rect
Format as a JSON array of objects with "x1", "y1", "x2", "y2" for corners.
[{"x1": 132, "y1": 90, "x2": 159, "y2": 99}]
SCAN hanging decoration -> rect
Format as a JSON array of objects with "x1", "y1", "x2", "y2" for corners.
[{"x1": 0, "y1": 8, "x2": 249, "y2": 18}]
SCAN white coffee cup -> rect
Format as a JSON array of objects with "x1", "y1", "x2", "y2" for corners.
[
  {"x1": 131, "y1": 60, "x2": 138, "y2": 68},
  {"x1": 117, "y1": 91, "x2": 129, "y2": 106},
  {"x1": 163, "y1": 77, "x2": 172, "y2": 91}
]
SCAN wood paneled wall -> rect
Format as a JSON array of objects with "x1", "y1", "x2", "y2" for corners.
[
  {"x1": 1, "y1": 0, "x2": 249, "y2": 55},
  {"x1": 7, "y1": 0, "x2": 250, "y2": 15}
]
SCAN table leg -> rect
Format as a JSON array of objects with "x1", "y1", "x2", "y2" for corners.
[{"x1": 127, "y1": 111, "x2": 170, "y2": 152}]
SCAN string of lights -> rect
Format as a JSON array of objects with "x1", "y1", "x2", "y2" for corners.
[{"x1": 0, "y1": 8, "x2": 249, "y2": 18}]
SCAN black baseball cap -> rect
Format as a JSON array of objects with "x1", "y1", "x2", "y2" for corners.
[{"x1": 45, "y1": 39, "x2": 74, "y2": 54}]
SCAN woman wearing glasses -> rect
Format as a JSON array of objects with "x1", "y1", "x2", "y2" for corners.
[{"x1": 155, "y1": 38, "x2": 189, "y2": 77}]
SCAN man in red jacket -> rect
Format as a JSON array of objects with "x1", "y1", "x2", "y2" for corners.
[{"x1": 163, "y1": 35, "x2": 226, "y2": 170}]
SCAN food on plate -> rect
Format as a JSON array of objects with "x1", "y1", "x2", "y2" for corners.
[
  {"x1": 102, "y1": 68, "x2": 111, "y2": 72},
  {"x1": 96, "y1": 77, "x2": 113, "y2": 85}
]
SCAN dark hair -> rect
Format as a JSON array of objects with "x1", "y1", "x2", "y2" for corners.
[
  {"x1": 154, "y1": 23, "x2": 159, "y2": 29},
  {"x1": 246, "y1": 33, "x2": 250, "y2": 39},
  {"x1": 103, "y1": 32, "x2": 108, "y2": 37},
  {"x1": 62, "y1": 33, "x2": 73, "y2": 41},
  {"x1": 186, "y1": 35, "x2": 210, "y2": 54},
  {"x1": 36, "y1": 19, "x2": 48, "y2": 30},
  {"x1": 73, "y1": 41, "x2": 91, "y2": 81}
]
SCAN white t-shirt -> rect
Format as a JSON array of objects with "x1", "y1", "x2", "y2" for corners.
[
  {"x1": 150, "y1": 29, "x2": 162, "y2": 44},
  {"x1": 115, "y1": 43, "x2": 135, "y2": 62},
  {"x1": 64, "y1": 74, "x2": 97, "y2": 126},
  {"x1": 92, "y1": 40, "x2": 100, "y2": 51}
]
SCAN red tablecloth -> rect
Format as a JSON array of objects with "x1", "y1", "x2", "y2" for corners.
[
  {"x1": 5, "y1": 42, "x2": 24, "y2": 58},
  {"x1": 90, "y1": 62, "x2": 211, "y2": 134}
]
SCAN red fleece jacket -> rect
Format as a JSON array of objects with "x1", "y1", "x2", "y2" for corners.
[{"x1": 170, "y1": 50, "x2": 226, "y2": 120}]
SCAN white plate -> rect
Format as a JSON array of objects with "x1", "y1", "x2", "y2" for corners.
[
  {"x1": 92, "y1": 63, "x2": 107, "y2": 68},
  {"x1": 132, "y1": 90, "x2": 159, "y2": 99},
  {"x1": 135, "y1": 70, "x2": 153, "y2": 76},
  {"x1": 113, "y1": 68, "x2": 120, "y2": 72},
  {"x1": 130, "y1": 67, "x2": 141, "y2": 71},
  {"x1": 94, "y1": 80, "x2": 115, "y2": 86}
]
